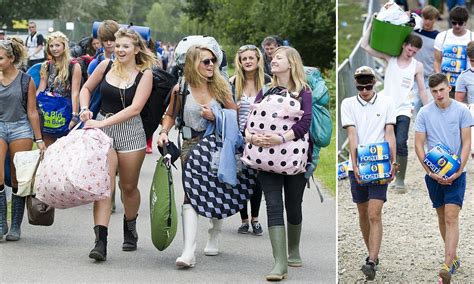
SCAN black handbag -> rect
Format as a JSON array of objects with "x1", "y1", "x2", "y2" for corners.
[{"x1": 25, "y1": 156, "x2": 55, "y2": 226}]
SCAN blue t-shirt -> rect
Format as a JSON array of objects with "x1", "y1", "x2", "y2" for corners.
[
  {"x1": 455, "y1": 68, "x2": 474, "y2": 104},
  {"x1": 415, "y1": 99, "x2": 472, "y2": 155}
]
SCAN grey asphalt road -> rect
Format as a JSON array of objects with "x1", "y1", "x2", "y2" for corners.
[{"x1": 0, "y1": 130, "x2": 336, "y2": 283}]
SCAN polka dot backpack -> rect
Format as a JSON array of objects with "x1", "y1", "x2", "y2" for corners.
[{"x1": 241, "y1": 87, "x2": 309, "y2": 175}]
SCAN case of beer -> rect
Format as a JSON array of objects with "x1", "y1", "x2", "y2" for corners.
[
  {"x1": 423, "y1": 144, "x2": 460, "y2": 179},
  {"x1": 358, "y1": 161, "x2": 392, "y2": 184},
  {"x1": 357, "y1": 142, "x2": 390, "y2": 163},
  {"x1": 337, "y1": 160, "x2": 349, "y2": 180}
]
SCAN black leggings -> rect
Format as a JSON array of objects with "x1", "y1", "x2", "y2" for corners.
[
  {"x1": 239, "y1": 179, "x2": 263, "y2": 220},
  {"x1": 258, "y1": 171, "x2": 307, "y2": 227}
]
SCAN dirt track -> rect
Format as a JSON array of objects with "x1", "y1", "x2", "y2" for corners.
[{"x1": 338, "y1": 129, "x2": 474, "y2": 282}]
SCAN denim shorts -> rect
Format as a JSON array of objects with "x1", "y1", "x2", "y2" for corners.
[
  {"x1": 349, "y1": 171, "x2": 388, "y2": 203},
  {"x1": 425, "y1": 172, "x2": 466, "y2": 208},
  {"x1": 0, "y1": 120, "x2": 33, "y2": 144}
]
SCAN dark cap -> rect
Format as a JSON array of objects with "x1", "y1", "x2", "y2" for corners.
[{"x1": 354, "y1": 66, "x2": 375, "y2": 79}]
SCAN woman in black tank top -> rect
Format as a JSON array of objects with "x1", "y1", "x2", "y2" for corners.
[
  {"x1": 79, "y1": 27, "x2": 155, "y2": 261},
  {"x1": 0, "y1": 38, "x2": 44, "y2": 242}
]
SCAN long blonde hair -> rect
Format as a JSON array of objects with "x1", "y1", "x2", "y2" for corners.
[
  {"x1": 110, "y1": 28, "x2": 156, "y2": 79},
  {"x1": 270, "y1": 46, "x2": 308, "y2": 92},
  {"x1": 40, "y1": 31, "x2": 72, "y2": 87},
  {"x1": 233, "y1": 45, "x2": 265, "y2": 101},
  {"x1": 184, "y1": 45, "x2": 231, "y2": 105}
]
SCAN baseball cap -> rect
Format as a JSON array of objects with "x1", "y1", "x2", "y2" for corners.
[{"x1": 354, "y1": 66, "x2": 375, "y2": 79}]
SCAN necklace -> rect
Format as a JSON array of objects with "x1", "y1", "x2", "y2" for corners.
[{"x1": 119, "y1": 70, "x2": 136, "y2": 109}]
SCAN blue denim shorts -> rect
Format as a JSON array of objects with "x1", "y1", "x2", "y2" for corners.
[
  {"x1": 425, "y1": 172, "x2": 466, "y2": 208},
  {"x1": 349, "y1": 171, "x2": 388, "y2": 203},
  {"x1": 0, "y1": 120, "x2": 33, "y2": 144}
]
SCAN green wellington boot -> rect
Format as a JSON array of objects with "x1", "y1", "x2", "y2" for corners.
[
  {"x1": 394, "y1": 155, "x2": 408, "y2": 193},
  {"x1": 266, "y1": 226, "x2": 288, "y2": 281},
  {"x1": 6, "y1": 194, "x2": 26, "y2": 241},
  {"x1": 287, "y1": 223, "x2": 303, "y2": 267}
]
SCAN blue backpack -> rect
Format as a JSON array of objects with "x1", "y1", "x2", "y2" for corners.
[{"x1": 304, "y1": 66, "x2": 332, "y2": 178}]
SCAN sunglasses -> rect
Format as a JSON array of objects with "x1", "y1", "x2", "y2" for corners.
[
  {"x1": 201, "y1": 57, "x2": 217, "y2": 66},
  {"x1": 239, "y1": 44, "x2": 258, "y2": 52},
  {"x1": 356, "y1": 84, "x2": 374, "y2": 91},
  {"x1": 118, "y1": 26, "x2": 138, "y2": 35},
  {"x1": 451, "y1": 20, "x2": 465, "y2": 26}
]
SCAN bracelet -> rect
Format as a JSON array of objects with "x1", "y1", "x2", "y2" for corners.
[
  {"x1": 35, "y1": 139, "x2": 44, "y2": 144},
  {"x1": 278, "y1": 133, "x2": 286, "y2": 143},
  {"x1": 159, "y1": 128, "x2": 169, "y2": 135}
]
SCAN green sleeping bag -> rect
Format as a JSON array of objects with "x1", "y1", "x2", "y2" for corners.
[{"x1": 150, "y1": 156, "x2": 177, "y2": 251}]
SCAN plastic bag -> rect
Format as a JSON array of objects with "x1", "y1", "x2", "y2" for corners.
[{"x1": 376, "y1": 1, "x2": 410, "y2": 25}]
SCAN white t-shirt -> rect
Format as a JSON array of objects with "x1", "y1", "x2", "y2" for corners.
[
  {"x1": 383, "y1": 57, "x2": 417, "y2": 118},
  {"x1": 434, "y1": 29, "x2": 474, "y2": 86},
  {"x1": 341, "y1": 93, "x2": 397, "y2": 170}
]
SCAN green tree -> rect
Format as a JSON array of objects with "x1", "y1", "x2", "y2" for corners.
[
  {"x1": 145, "y1": 0, "x2": 185, "y2": 43},
  {"x1": 0, "y1": 0, "x2": 61, "y2": 29}
]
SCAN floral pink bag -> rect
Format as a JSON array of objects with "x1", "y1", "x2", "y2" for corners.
[
  {"x1": 35, "y1": 128, "x2": 112, "y2": 209},
  {"x1": 241, "y1": 88, "x2": 309, "y2": 175}
]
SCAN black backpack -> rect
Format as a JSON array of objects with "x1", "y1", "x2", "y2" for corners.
[
  {"x1": 141, "y1": 67, "x2": 177, "y2": 139},
  {"x1": 20, "y1": 72, "x2": 44, "y2": 131}
]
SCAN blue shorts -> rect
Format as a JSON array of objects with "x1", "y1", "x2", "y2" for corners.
[
  {"x1": 0, "y1": 120, "x2": 33, "y2": 144},
  {"x1": 349, "y1": 171, "x2": 388, "y2": 203},
  {"x1": 425, "y1": 172, "x2": 466, "y2": 208}
]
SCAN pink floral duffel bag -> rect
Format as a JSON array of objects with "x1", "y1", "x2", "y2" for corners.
[
  {"x1": 241, "y1": 88, "x2": 309, "y2": 175},
  {"x1": 35, "y1": 128, "x2": 113, "y2": 209}
]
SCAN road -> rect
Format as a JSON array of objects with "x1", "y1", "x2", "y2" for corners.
[{"x1": 0, "y1": 130, "x2": 336, "y2": 283}]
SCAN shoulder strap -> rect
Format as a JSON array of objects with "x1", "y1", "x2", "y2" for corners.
[
  {"x1": 20, "y1": 72, "x2": 31, "y2": 110},
  {"x1": 101, "y1": 60, "x2": 113, "y2": 82},
  {"x1": 442, "y1": 30, "x2": 448, "y2": 46}
]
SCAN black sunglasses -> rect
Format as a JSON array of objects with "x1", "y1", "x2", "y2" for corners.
[
  {"x1": 451, "y1": 20, "x2": 465, "y2": 26},
  {"x1": 239, "y1": 44, "x2": 258, "y2": 52},
  {"x1": 201, "y1": 57, "x2": 217, "y2": 66},
  {"x1": 356, "y1": 84, "x2": 374, "y2": 91}
]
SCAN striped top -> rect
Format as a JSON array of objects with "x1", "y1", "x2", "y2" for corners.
[{"x1": 237, "y1": 93, "x2": 256, "y2": 132}]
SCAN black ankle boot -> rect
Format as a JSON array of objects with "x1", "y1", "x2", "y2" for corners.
[
  {"x1": 122, "y1": 215, "x2": 138, "y2": 251},
  {"x1": 89, "y1": 225, "x2": 108, "y2": 261},
  {"x1": 6, "y1": 193, "x2": 25, "y2": 241},
  {"x1": 0, "y1": 187, "x2": 8, "y2": 238}
]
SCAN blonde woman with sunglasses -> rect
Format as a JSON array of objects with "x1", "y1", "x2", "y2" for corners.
[
  {"x1": 37, "y1": 31, "x2": 82, "y2": 147},
  {"x1": 0, "y1": 38, "x2": 45, "y2": 241},
  {"x1": 230, "y1": 44, "x2": 271, "y2": 236},
  {"x1": 79, "y1": 27, "x2": 155, "y2": 261},
  {"x1": 158, "y1": 45, "x2": 236, "y2": 268}
]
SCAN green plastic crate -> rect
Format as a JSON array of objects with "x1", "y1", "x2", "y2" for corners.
[{"x1": 370, "y1": 18, "x2": 414, "y2": 56}]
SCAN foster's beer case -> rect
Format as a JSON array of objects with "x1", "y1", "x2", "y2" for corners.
[{"x1": 424, "y1": 144, "x2": 460, "y2": 179}]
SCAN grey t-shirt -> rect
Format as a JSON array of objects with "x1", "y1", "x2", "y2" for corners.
[
  {"x1": 183, "y1": 90, "x2": 222, "y2": 132},
  {"x1": 455, "y1": 68, "x2": 474, "y2": 103},
  {"x1": 415, "y1": 99, "x2": 472, "y2": 155},
  {"x1": 0, "y1": 72, "x2": 27, "y2": 122}
]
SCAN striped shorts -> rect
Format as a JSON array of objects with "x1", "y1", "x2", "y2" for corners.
[{"x1": 96, "y1": 112, "x2": 146, "y2": 153}]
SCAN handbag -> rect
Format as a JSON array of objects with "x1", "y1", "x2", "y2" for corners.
[
  {"x1": 26, "y1": 155, "x2": 55, "y2": 226},
  {"x1": 241, "y1": 88, "x2": 309, "y2": 175},
  {"x1": 13, "y1": 149, "x2": 41, "y2": 197},
  {"x1": 36, "y1": 91, "x2": 72, "y2": 137},
  {"x1": 35, "y1": 128, "x2": 112, "y2": 209},
  {"x1": 150, "y1": 147, "x2": 178, "y2": 251}
]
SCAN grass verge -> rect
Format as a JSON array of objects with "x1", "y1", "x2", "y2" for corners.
[{"x1": 338, "y1": 0, "x2": 366, "y2": 64}]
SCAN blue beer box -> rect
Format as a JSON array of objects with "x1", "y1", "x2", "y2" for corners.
[
  {"x1": 423, "y1": 144, "x2": 460, "y2": 179},
  {"x1": 358, "y1": 160, "x2": 392, "y2": 184},
  {"x1": 357, "y1": 142, "x2": 390, "y2": 163},
  {"x1": 337, "y1": 160, "x2": 349, "y2": 180}
]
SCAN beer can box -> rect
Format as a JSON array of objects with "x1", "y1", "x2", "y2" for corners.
[
  {"x1": 357, "y1": 142, "x2": 390, "y2": 163},
  {"x1": 423, "y1": 144, "x2": 460, "y2": 179},
  {"x1": 337, "y1": 160, "x2": 349, "y2": 180},
  {"x1": 358, "y1": 161, "x2": 392, "y2": 184}
]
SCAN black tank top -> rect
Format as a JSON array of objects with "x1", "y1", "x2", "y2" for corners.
[{"x1": 99, "y1": 72, "x2": 143, "y2": 114}]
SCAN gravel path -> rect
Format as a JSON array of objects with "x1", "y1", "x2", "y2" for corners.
[{"x1": 338, "y1": 130, "x2": 474, "y2": 282}]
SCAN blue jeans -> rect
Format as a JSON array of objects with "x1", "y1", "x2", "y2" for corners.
[{"x1": 395, "y1": 115, "x2": 410, "y2": 156}]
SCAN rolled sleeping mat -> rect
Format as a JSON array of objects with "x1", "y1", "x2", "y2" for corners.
[{"x1": 92, "y1": 21, "x2": 151, "y2": 42}]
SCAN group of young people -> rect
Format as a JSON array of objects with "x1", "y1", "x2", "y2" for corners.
[
  {"x1": 343, "y1": 5, "x2": 474, "y2": 283},
  {"x1": 0, "y1": 19, "x2": 315, "y2": 281}
]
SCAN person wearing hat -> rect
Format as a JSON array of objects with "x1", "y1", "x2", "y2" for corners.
[
  {"x1": 0, "y1": 30, "x2": 5, "y2": 40},
  {"x1": 361, "y1": 17, "x2": 428, "y2": 194},
  {"x1": 340, "y1": 66, "x2": 397, "y2": 281}
]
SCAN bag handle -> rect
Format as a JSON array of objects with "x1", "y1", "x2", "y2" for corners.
[{"x1": 29, "y1": 154, "x2": 43, "y2": 196}]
